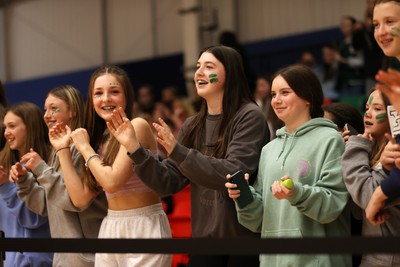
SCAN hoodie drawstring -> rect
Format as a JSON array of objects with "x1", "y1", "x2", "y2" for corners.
[
  {"x1": 276, "y1": 134, "x2": 288, "y2": 161},
  {"x1": 276, "y1": 132, "x2": 298, "y2": 170},
  {"x1": 281, "y1": 132, "x2": 297, "y2": 169}
]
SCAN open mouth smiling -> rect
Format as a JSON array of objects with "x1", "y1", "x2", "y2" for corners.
[{"x1": 102, "y1": 106, "x2": 116, "y2": 111}]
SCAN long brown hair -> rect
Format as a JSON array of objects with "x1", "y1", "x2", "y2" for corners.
[
  {"x1": 181, "y1": 45, "x2": 254, "y2": 158},
  {"x1": 83, "y1": 64, "x2": 134, "y2": 192},
  {"x1": 0, "y1": 102, "x2": 51, "y2": 172}
]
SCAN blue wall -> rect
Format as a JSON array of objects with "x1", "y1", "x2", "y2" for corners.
[
  {"x1": 3, "y1": 54, "x2": 186, "y2": 107},
  {"x1": 3, "y1": 27, "x2": 342, "y2": 107},
  {"x1": 246, "y1": 27, "x2": 342, "y2": 77}
]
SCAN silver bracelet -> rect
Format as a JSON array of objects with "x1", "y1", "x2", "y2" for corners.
[{"x1": 85, "y1": 154, "x2": 100, "y2": 168}]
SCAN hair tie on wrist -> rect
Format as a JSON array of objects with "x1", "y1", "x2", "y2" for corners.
[{"x1": 55, "y1": 146, "x2": 70, "y2": 154}]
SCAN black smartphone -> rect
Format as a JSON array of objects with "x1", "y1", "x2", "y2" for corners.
[
  {"x1": 229, "y1": 169, "x2": 254, "y2": 209},
  {"x1": 344, "y1": 123, "x2": 358, "y2": 136}
]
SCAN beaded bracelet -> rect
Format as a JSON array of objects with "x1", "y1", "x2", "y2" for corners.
[
  {"x1": 55, "y1": 146, "x2": 70, "y2": 154},
  {"x1": 85, "y1": 154, "x2": 100, "y2": 168}
]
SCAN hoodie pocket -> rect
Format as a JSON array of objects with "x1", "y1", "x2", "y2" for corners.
[{"x1": 262, "y1": 229, "x2": 318, "y2": 267}]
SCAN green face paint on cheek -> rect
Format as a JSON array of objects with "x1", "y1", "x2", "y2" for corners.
[
  {"x1": 52, "y1": 108, "x2": 61, "y2": 114},
  {"x1": 209, "y1": 74, "x2": 218, "y2": 83},
  {"x1": 390, "y1": 27, "x2": 400, "y2": 38},
  {"x1": 376, "y1": 113, "x2": 387, "y2": 124}
]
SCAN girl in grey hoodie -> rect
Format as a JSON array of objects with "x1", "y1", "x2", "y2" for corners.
[
  {"x1": 9, "y1": 86, "x2": 107, "y2": 267},
  {"x1": 342, "y1": 89, "x2": 400, "y2": 267}
]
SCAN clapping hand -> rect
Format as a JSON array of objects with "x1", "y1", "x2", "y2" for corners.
[
  {"x1": 49, "y1": 122, "x2": 71, "y2": 151},
  {"x1": 375, "y1": 68, "x2": 400, "y2": 114},
  {"x1": 20, "y1": 148, "x2": 43, "y2": 171},
  {"x1": 107, "y1": 107, "x2": 139, "y2": 153},
  {"x1": 8, "y1": 162, "x2": 26, "y2": 183}
]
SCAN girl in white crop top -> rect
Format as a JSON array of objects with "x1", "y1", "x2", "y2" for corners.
[{"x1": 48, "y1": 64, "x2": 172, "y2": 267}]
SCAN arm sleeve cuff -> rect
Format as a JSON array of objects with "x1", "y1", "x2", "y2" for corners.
[
  {"x1": 128, "y1": 145, "x2": 149, "y2": 165},
  {"x1": 381, "y1": 166, "x2": 400, "y2": 199}
]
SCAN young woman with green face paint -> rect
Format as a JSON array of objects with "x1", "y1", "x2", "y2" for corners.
[
  {"x1": 360, "y1": 0, "x2": 400, "y2": 229},
  {"x1": 341, "y1": 89, "x2": 399, "y2": 266},
  {"x1": 364, "y1": 90, "x2": 390, "y2": 140},
  {"x1": 343, "y1": 3, "x2": 400, "y2": 266},
  {"x1": 106, "y1": 46, "x2": 269, "y2": 267}
]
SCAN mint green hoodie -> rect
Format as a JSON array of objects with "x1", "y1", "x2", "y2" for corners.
[{"x1": 236, "y1": 118, "x2": 351, "y2": 267}]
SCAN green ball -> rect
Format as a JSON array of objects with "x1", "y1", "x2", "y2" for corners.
[{"x1": 280, "y1": 178, "x2": 294, "y2": 189}]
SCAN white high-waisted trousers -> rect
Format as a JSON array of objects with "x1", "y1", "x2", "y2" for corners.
[{"x1": 95, "y1": 203, "x2": 172, "y2": 267}]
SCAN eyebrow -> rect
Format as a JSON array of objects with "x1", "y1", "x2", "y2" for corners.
[
  {"x1": 272, "y1": 87, "x2": 291, "y2": 92},
  {"x1": 373, "y1": 15, "x2": 397, "y2": 21},
  {"x1": 372, "y1": 103, "x2": 385, "y2": 107},
  {"x1": 94, "y1": 85, "x2": 121, "y2": 90},
  {"x1": 197, "y1": 61, "x2": 216, "y2": 65}
]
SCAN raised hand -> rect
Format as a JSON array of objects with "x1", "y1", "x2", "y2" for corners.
[
  {"x1": 153, "y1": 117, "x2": 177, "y2": 155},
  {"x1": 70, "y1": 128, "x2": 90, "y2": 153},
  {"x1": 20, "y1": 148, "x2": 43, "y2": 171},
  {"x1": 375, "y1": 68, "x2": 400, "y2": 114},
  {"x1": 8, "y1": 162, "x2": 26, "y2": 183},
  {"x1": 49, "y1": 122, "x2": 71, "y2": 150},
  {"x1": 380, "y1": 133, "x2": 400, "y2": 171},
  {"x1": 107, "y1": 107, "x2": 140, "y2": 153}
]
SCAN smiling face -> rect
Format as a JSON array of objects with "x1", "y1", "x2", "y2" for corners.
[
  {"x1": 3, "y1": 111, "x2": 27, "y2": 154},
  {"x1": 194, "y1": 51, "x2": 226, "y2": 103},
  {"x1": 93, "y1": 74, "x2": 126, "y2": 121},
  {"x1": 364, "y1": 90, "x2": 390, "y2": 138},
  {"x1": 44, "y1": 94, "x2": 74, "y2": 129},
  {"x1": 271, "y1": 75, "x2": 311, "y2": 132},
  {"x1": 373, "y1": 2, "x2": 400, "y2": 59}
]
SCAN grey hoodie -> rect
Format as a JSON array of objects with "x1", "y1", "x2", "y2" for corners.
[
  {"x1": 16, "y1": 146, "x2": 107, "y2": 267},
  {"x1": 129, "y1": 102, "x2": 269, "y2": 239},
  {"x1": 342, "y1": 136, "x2": 400, "y2": 266}
]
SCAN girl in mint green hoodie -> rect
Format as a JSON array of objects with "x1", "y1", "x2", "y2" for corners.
[{"x1": 226, "y1": 64, "x2": 351, "y2": 267}]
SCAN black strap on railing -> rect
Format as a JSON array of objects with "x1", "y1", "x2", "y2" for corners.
[
  {"x1": 0, "y1": 231, "x2": 4, "y2": 267},
  {"x1": 0, "y1": 237, "x2": 400, "y2": 255}
]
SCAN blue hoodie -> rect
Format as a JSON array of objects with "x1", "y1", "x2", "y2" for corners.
[
  {"x1": 0, "y1": 182, "x2": 53, "y2": 267},
  {"x1": 235, "y1": 118, "x2": 351, "y2": 267},
  {"x1": 380, "y1": 135, "x2": 400, "y2": 199}
]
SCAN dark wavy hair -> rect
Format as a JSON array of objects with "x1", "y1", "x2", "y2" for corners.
[{"x1": 181, "y1": 45, "x2": 254, "y2": 158}]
